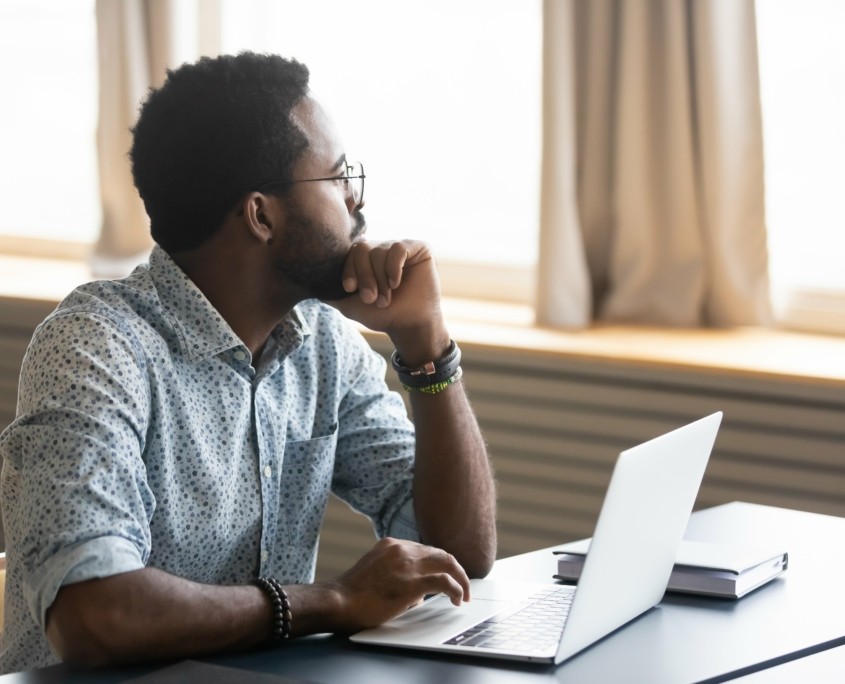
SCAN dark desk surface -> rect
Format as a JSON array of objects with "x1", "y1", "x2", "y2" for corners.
[{"x1": 3, "y1": 502, "x2": 844, "y2": 684}]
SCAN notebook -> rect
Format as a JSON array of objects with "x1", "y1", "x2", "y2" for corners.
[{"x1": 350, "y1": 412, "x2": 723, "y2": 665}]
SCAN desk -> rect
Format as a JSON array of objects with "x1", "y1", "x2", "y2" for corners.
[
  {"x1": 730, "y1": 644, "x2": 845, "y2": 682},
  {"x1": 2, "y1": 502, "x2": 844, "y2": 683}
]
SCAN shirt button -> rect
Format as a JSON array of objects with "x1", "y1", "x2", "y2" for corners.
[
  {"x1": 261, "y1": 550, "x2": 269, "y2": 563},
  {"x1": 263, "y1": 465, "x2": 272, "y2": 478},
  {"x1": 233, "y1": 350, "x2": 247, "y2": 361}
]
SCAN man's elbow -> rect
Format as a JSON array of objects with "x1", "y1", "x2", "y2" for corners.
[
  {"x1": 46, "y1": 591, "x2": 128, "y2": 667},
  {"x1": 461, "y1": 538, "x2": 497, "y2": 579}
]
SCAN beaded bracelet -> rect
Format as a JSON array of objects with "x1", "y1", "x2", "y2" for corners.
[
  {"x1": 252, "y1": 577, "x2": 292, "y2": 644},
  {"x1": 401, "y1": 365, "x2": 463, "y2": 395}
]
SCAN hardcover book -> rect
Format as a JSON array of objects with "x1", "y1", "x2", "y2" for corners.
[{"x1": 554, "y1": 539, "x2": 788, "y2": 599}]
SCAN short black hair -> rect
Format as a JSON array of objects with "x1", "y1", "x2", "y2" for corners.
[{"x1": 130, "y1": 52, "x2": 311, "y2": 252}]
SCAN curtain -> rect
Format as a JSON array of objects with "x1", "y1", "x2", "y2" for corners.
[
  {"x1": 537, "y1": 0, "x2": 772, "y2": 328},
  {"x1": 92, "y1": 0, "x2": 219, "y2": 276}
]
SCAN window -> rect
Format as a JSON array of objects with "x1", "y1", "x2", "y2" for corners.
[
  {"x1": 220, "y1": 0, "x2": 542, "y2": 300},
  {"x1": 756, "y1": 0, "x2": 845, "y2": 333},
  {"x1": 2, "y1": 1, "x2": 842, "y2": 336},
  {"x1": 0, "y1": 0, "x2": 99, "y2": 251}
]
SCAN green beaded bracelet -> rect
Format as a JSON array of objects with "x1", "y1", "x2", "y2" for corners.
[{"x1": 402, "y1": 366, "x2": 463, "y2": 395}]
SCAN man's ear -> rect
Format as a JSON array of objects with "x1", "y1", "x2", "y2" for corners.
[{"x1": 241, "y1": 192, "x2": 284, "y2": 245}]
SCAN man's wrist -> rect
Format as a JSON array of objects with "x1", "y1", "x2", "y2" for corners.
[
  {"x1": 391, "y1": 340, "x2": 462, "y2": 393},
  {"x1": 282, "y1": 582, "x2": 350, "y2": 636},
  {"x1": 387, "y1": 323, "x2": 451, "y2": 368}
]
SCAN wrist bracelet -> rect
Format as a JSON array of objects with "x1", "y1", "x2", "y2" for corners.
[
  {"x1": 402, "y1": 365, "x2": 463, "y2": 395},
  {"x1": 252, "y1": 577, "x2": 292, "y2": 644},
  {"x1": 391, "y1": 340, "x2": 462, "y2": 388}
]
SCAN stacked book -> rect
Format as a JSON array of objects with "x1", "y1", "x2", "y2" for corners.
[{"x1": 554, "y1": 539, "x2": 788, "y2": 599}]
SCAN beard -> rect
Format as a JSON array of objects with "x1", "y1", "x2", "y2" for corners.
[{"x1": 273, "y1": 208, "x2": 367, "y2": 301}]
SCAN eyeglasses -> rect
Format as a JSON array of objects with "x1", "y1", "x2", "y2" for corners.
[{"x1": 257, "y1": 161, "x2": 365, "y2": 208}]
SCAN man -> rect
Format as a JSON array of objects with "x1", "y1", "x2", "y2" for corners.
[{"x1": 0, "y1": 52, "x2": 496, "y2": 673}]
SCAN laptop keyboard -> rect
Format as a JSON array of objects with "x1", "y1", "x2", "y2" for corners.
[{"x1": 443, "y1": 586, "x2": 574, "y2": 653}]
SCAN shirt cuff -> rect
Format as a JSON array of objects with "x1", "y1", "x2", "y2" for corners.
[
  {"x1": 385, "y1": 495, "x2": 421, "y2": 542},
  {"x1": 26, "y1": 536, "x2": 146, "y2": 630}
]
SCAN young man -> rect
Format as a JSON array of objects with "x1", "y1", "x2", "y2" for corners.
[{"x1": 0, "y1": 52, "x2": 496, "y2": 673}]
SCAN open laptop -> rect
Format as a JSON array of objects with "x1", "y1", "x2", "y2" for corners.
[{"x1": 351, "y1": 412, "x2": 723, "y2": 665}]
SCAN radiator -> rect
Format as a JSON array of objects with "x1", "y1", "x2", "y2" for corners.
[
  {"x1": 1, "y1": 302, "x2": 843, "y2": 582},
  {"x1": 319, "y1": 333, "x2": 845, "y2": 581}
]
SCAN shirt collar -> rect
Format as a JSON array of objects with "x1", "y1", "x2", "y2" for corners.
[{"x1": 147, "y1": 245, "x2": 311, "y2": 363}]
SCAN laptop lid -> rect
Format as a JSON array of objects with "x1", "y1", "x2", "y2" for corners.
[{"x1": 555, "y1": 410, "x2": 722, "y2": 662}]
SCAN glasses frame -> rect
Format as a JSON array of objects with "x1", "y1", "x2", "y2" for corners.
[{"x1": 256, "y1": 161, "x2": 365, "y2": 209}]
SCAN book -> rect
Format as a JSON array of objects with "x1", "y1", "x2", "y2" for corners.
[{"x1": 553, "y1": 539, "x2": 788, "y2": 599}]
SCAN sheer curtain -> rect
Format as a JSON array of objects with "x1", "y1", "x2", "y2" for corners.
[
  {"x1": 537, "y1": 0, "x2": 772, "y2": 328},
  {"x1": 92, "y1": 0, "x2": 217, "y2": 276}
]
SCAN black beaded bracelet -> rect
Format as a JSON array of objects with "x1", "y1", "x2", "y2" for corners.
[
  {"x1": 252, "y1": 577, "x2": 292, "y2": 644},
  {"x1": 391, "y1": 339, "x2": 462, "y2": 389}
]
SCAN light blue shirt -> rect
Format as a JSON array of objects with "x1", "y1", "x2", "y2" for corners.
[{"x1": 0, "y1": 245, "x2": 418, "y2": 673}]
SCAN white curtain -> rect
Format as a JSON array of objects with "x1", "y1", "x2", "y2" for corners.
[
  {"x1": 537, "y1": 0, "x2": 772, "y2": 328},
  {"x1": 92, "y1": 0, "x2": 219, "y2": 276}
]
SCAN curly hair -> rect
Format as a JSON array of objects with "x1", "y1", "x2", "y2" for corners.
[{"x1": 130, "y1": 52, "x2": 311, "y2": 252}]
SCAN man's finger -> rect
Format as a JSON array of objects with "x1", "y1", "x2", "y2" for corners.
[
  {"x1": 423, "y1": 572, "x2": 468, "y2": 606},
  {"x1": 342, "y1": 241, "x2": 364, "y2": 293},
  {"x1": 385, "y1": 242, "x2": 410, "y2": 290},
  {"x1": 350, "y1": 242, "x2": 379, "y2": 304}
]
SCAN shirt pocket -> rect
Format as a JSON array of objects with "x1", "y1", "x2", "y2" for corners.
[{"x1": 280, "y1": 423, "x2": 338, "y2": 548}]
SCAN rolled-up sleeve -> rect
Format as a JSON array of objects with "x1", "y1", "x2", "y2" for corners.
[
  {"x1": 331, "y1": 333, "x2": 420, "y2": 542},
  {"x1": 0, "y1": 310, "x2": 155, "y2": 629}
]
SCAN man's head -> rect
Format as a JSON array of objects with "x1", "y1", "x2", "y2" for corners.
[
  {"x1": 130, "y1": 52, "x2": 311, "y2": 252},
  {"x1": 264, "y1": 95, "x2": 368, "y2": 301}
]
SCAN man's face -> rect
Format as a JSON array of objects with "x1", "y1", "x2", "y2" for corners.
[{"x1": 270, "y1": 96, "x2": 366, "y2": 301}]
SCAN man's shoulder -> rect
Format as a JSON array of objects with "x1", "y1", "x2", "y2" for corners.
[
  {"x1": 58, "y1": 265, "x2": 159, "y2": 315},
  {"x1": 36, "y1": 267, "x2": 169, "y2": 348}
]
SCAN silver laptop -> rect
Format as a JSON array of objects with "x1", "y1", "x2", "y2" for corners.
[{"x1": 351, "y1": 412, "x2": 722, "y2": 665}]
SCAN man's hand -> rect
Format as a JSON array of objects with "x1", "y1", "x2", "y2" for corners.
[
  {"x1": 329, "y1": 240, "x2": 450, "y2": 364},
  {"x1": 327, "y1": 537, "x2": 471, "y2": 632}
]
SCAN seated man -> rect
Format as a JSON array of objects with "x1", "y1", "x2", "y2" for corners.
[{"x1": 0, "y1": 52, "x2": 496, "y2": 673}]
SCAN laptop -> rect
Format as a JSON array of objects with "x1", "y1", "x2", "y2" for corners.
[{"x1": 351, "y1": 411, "x2": 723, "y2": 665}]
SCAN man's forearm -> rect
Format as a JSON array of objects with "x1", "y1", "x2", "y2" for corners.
[
  {"x1": 330, "y1": 240, "x2": 496, "y2": 576},
  {"x1": 45, "y1": 567, "x2": 345, "y2": 667},
  {"x1": 409, "y1": 383, "x2": 497, "y2": 578},
  {"x1": 44, "y1": 539, "x2": 472, "y2": 668},
  {"x1": 47, "y1": 567, "x2": 268, "y2": 666}
]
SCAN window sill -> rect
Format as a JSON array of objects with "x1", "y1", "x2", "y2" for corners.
[
  {"x1": 432, "y1": 298, "x2": 845, "y2": 389},
  {"x1": 2, "y1": 253, "x2": 844, "y2": 389}
]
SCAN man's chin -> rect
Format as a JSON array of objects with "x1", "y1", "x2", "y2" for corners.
[{"x1": 308, "y1": 272, "x2": 353, "y2": 302}]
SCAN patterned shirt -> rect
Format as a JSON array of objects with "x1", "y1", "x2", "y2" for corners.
[{"x1": 0, "y1": 245, "x2": 419, "y2": 673}]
